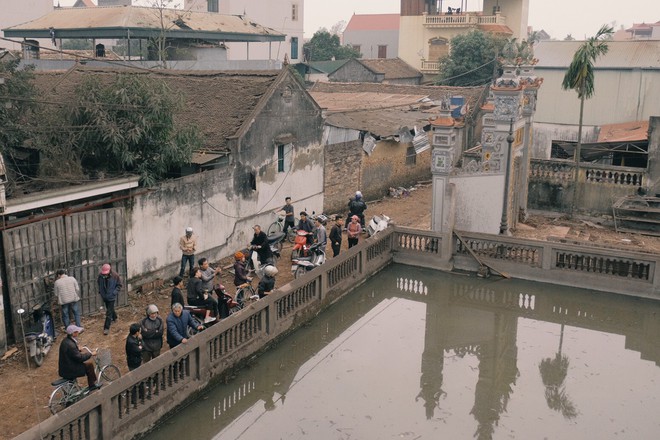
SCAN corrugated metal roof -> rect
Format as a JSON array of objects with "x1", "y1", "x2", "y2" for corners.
[
  {"x1": 535, "y1": 40, "x2": 660, "y2": 69},
  {"x1": 597, "y1": 120, "x2": 649, "y2": 143},
  {"x1": 344, "y1": 14, "x2": 400, "y2": 32},
  {"x1": 2, "y1": 6, "x2": 284, "y2": 41},
  {"x1": 325, "y1": 107, "x2": 431, "y2": 137},
  {"x1": 310, "y1": 91, "x2": 428, "y2": 112}
]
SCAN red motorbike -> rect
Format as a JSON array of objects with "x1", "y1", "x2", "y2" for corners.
[{"x1": 291, "y1": 229, "x2": 313, "y2": 260}]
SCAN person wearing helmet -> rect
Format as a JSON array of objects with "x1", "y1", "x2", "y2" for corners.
[
  {"x1": 140, "y1": 304, "x2": 163, "y2": 363},
  {"x1": 179, "y1": 227, "x2": 197, "y2": 277},
  {"x1": 257, "y1": 265, "x2": 278, "y2": 298},
  {"x1": 348, "y1": 191, "x2": 367, "y2": 228},
  {"x1": 347, "y1": 215, "x2": 362, "y2": 248}
]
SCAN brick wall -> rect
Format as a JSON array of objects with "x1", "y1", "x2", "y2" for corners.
[
  {"x1": 361, "y1": 139, "x2": 432, "y2": 200},
  {"x1": 324, "y1": 139, "x2": 363, "y2": 214}
]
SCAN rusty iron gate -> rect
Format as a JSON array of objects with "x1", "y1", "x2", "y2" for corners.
[{"x1": 3, "y1": 208, "x2": 127, "y2": 340}]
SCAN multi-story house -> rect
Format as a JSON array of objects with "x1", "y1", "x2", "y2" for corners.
[
  {"x1": 184, "y1": 0, "x2": 303, "y2": 63},
  {"x1": 342, "y1": 13, "x2": 400, "y2": 59},
  {"x1": 0, "y1": 0, "x2": 53, "y2": 50},
  {"x1": 399, "y1": 0, "x2": 528, "y2": 76}
]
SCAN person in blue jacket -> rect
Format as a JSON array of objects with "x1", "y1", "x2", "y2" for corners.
[
  {"x1": 166, "y1": 303, "x2": 204, "y2": 348},
  {"x1": 98, "y1": 263, "x2": 122, "y2": 335}
]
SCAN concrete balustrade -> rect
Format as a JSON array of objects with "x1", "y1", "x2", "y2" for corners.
[{"x1": 13, "y1": 226, "x2": 659, "y2": 440}]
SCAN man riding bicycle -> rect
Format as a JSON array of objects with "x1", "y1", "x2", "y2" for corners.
[{"x1": 58, "y1": 324, "x2": 100, "y2": 390}]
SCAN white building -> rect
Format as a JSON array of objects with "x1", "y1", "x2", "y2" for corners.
[
  {"x1": 532, "y1": 40, "x2": 660, "y2": 159},
  {"x1": 342, "y1": 13, "x2": 399, "y2": 59},
  {"x1": 184, "y1": 0, "x2": 303, "y2": 63},
  {"x1": 0, "y1": 0, "x2": 53, "y2": 50}
]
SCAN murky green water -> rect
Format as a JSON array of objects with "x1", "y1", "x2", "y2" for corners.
[{"x1": 144, "y1": 265, "x2": 660, "y2": 440}]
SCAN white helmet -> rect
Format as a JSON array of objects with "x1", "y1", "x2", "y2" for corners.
[
  {"x1": 146, "y1": 304, "x2": 159, "y2": 315},
  {"x1": 264, "y1": 265, "x2": 279, "y2": 277}
]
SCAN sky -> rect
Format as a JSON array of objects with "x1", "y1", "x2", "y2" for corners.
[{"x1": 52, "y1": 0, "x2": 657, "y2": 40}]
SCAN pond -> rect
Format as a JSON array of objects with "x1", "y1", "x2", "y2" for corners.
[{"x1": 144, "y1": 265, "x2": 660, "y2": 439}]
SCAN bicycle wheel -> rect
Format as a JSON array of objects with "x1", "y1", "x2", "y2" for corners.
[
  {"x1": 267, "y1": 221, "x2": 282, "y2": 236},
  {"x1": 49, "y1": 382, "x2": 79, "y2": 414},
  {"x1": 100, "y1": 364, "x2": 121, "y2": 384}
]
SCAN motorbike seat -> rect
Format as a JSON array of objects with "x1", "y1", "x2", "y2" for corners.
[
  {"x1": 267, "y1": 232, "x2": 285, "y2": 243},
  {"x1": 52, "y1": 378, "x2": 74, "y2": 386}
]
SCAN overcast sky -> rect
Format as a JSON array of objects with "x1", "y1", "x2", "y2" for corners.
[{"x1": 53, "y1": 0, "x2": 656, "y2": 40}]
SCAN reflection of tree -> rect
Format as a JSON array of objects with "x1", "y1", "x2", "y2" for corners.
[{"x1": 538, "y1": 325, "x2": 578, "y2": 419}]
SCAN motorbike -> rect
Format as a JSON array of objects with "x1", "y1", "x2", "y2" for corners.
[
  {"x1": 20, "y1": 301, "x2": 56, "y2": 367},
  {"x1": 291, "y1": 242, "x2": 326, "y2": 279},
  {"x1": 246, "y1": 231, "x2": 285, "y2": 278},
  {"x1": 366, "y1": 214, "x2": 391, "y2": 237},
  {"x1": 291, "y1": 229, "x2": 312, "y2": 260}
]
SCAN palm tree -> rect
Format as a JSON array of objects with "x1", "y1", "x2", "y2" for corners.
[
  {"x1": 539, "y1": 324, "x2": 578, "y2": 419},
  {"x1": 561, "y1": 24, "x2": 614, "y2": 216}
]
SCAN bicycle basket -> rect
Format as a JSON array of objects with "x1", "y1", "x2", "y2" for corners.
[{"x1": 97, "y1": 349, "x2": 112, "y2": 368}]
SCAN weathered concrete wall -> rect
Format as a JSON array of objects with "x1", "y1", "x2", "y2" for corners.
[
  {"x1": 361, "y1": 139, "x2": 432, "y2": 201},
  {"x1": 648, "y1": 117, "x2": 660, "y2": 195},
  {"x1": 451, "y1": 174, "x2": 505, "y2": 234},
  {"x1": 323, "y1": 127, "x2": 362, "y2": 214},
  {"x1": 125, "y1": 75, "x2": 324, "y2": 285},
  {"x1": 382, "y1": 77, "x2": 421, "y2": 86},
  {"x1": 527, "y1": 159, "x2": 646, "y2": 215},
  {"x1": 530, "y1": 122, "x2": 599, "y2": 159}
]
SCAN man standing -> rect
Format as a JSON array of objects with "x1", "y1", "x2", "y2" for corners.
[
  {"x1": 166, "y1": 303, "x2": 204, "y2": 349},
  {"x1": 170, "y1": 276, "x2": 185, "y2": 307},
  {"x1": 314, "y1": 217, "x2": 327, "y2": 248},
  {"x1": 349, "y1": 191, "x2": 367, "y2": 228},
  {"x1": 125, "y1": 323, "x2": 142, "y2": 371},
  {"x1": 53, "y1": 269, "x2": 81, "y2": 328},
  {"x1": 179, "y1": 227, "x2": 197, "y2": 277},
  {"x1": 250, "y1": 225, "x2": 272, "y2": 265},
  {"x1": 98, "y1": 263, "x2": 122, "y2": 335},
  {"x1": 277, "y1": 197, "x2": 295, "y2": 235},
  {"x1": 58, "y1": 324, "x2": 100, "y2": 390},
  {"x1": 140, "y1": 304, "x2": 163, "y2": 363},
  {"x1": 329, "y1": 216, "x2": 344, "y2": 257}
]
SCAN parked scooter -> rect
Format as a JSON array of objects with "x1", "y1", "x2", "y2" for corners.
[
  {"x1": 19, "y1": 302, "x2": 56, "y2": 367},
  {"x1": 291, "y1": 229, "x2": 313, "y2": 260},
  {"x1": 366, "y1": 214, "x2": 391, "y2": 237},
  {"x1": 291, "y1": 242, "x2": 326, "y2": 279}
]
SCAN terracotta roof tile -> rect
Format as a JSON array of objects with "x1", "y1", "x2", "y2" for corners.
[
  {"x1": 344, "y1": 14, "x2": 400, "y2": 32},
  {"x1": 597, "y1": 120, "x2": 649, "y2": 143},
  {"x1": 357, "y1": 58, "x2": 422, "y2": 80},
  {"x1": 32, "y1": 67, "x2": 280, "y2": 150},
  {"x1": 477, "y1": 24, "x2": 513, "y2": 34}
]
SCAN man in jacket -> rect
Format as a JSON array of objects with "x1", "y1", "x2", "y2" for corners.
[
  {"x1": 179, "y1": 227, "x2": 197, "y2": 277},
  {"x1": 297, "y1": 212, "x2": 314, "y2": 244},
  {"x1": 140, "y1": 304, "x2": 163, "y2": 362},
  {"x1": 125, "y1": 323, "x2": 142, "y2": 371},
  {"x1": 53, "y1": 269, "x2": 81, "y2": 327},
  {"x1": 166, "y1": 303, "x2": 203, "y2": 349},
  {"x1": 250, "y1": 225, "x2": 272, "y2": 265},
  {"x1": 98, "y1": 263, "x2": 122, "y2": 335},
  {"x1": 348, "y1": 191, "x2": 367, "y2": 228},
  {"x1": 329, "y1": 216, "x2": 344, "y2": 257},
  {"x1": 58, "y1": 324, "x2": 99, "y2": 390}
]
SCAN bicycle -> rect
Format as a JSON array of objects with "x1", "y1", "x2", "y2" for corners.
[
  {"x1": 229, "y1": 281, "x2": 259, "y2": 314},
  {"x1": 48, "y1": 347, "x2": 121, "y2": 414},
  {"x1": 267, "y1": 215, "x2": 299, "y2": 243}
]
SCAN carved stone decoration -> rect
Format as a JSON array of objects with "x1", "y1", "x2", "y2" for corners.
[
  {"x1": 494, "y1": 95, "x2": 522, "y2": 121},
  {"x1": 432, "y1": 149, "x2": 452, "y2": 174},
  {"x1": 523, "y1": 89, "x2": 537, "y2": 114},
  {"x1": 482, "y1": 130, "x2": 494, "y2": 146}
]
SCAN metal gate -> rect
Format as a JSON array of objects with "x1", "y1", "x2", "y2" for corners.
[{"x1": 3, "y1": 208, "x2": 127, "y2": 340}]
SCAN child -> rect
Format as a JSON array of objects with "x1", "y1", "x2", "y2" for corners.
[{"x1": 125, "y1": 323, "x2": 143, "y2": 371}]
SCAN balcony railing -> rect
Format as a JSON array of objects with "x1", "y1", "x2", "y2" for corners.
[
  {"x1": 423, "y1": 12, "x2": 506, "y2": 27},
  {"x1": 420, "y1": 60, "x2": 441, "y2": 73}
]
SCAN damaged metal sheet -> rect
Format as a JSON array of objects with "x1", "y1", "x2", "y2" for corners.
[
  {"x1": 363, "y1": 134, "x2": 377, "y2": 156},
  {"x1": 413, "y1": 126, "x2": 430, "y2": 155}
]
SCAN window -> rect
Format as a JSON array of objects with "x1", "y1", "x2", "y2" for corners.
[
  {"x1": 378, "y1": 45, "x2": 387, "y2": 58},
  {"x1": 290, "y1": 37, "x2": 299, "y2": 60},
  {"x1": 207, "y1": 0, "x2": 218, "y2": 12},
  {"x1": 406, "y1": 146, "x2": 417, "y2": 165},
  {"x1": 277, "y1": 143, "x2": 293, "y2": 173},
  {"x1": 352, "y1": 44, "x2": 361, "y2": 54},
  {"x1": 292, "y1": 3, "x2": 299, "y2": 21}
]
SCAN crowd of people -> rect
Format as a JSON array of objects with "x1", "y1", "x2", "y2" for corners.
[{"x1": 57, "y1": 191, "x2": 369, "y2": 388}]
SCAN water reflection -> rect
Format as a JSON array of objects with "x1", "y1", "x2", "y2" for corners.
[{"x1": 146, "y1": 266, "x2": 660, "y2": 440}]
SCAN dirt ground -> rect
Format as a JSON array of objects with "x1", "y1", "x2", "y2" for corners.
[{"x1": 1, "y1": 183, "x2": 659, "y2": 439}]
